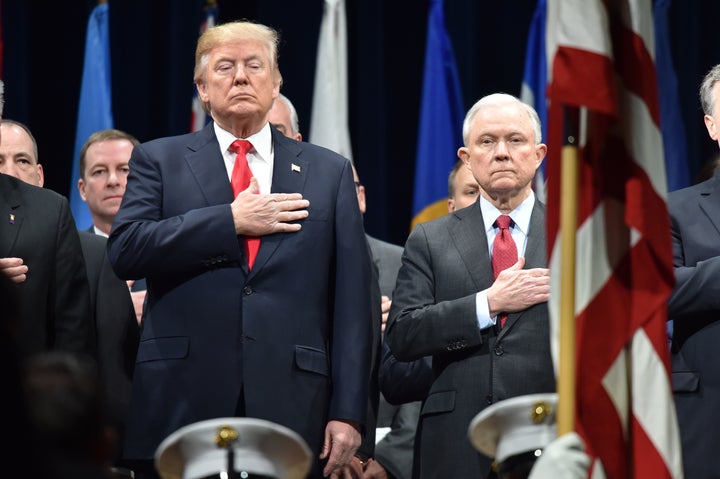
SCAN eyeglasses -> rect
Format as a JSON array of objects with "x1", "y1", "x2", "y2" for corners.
[{"x1": 354, "y1": 181, "x2": 362, "y2": 193}]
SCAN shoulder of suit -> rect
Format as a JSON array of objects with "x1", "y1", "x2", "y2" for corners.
[
  {"x1": 79, "y1": 230, "x2": 107, "y2": 245},
  {"x1": 670, "y1": 175, "x2": 719, "y2": 201},
  {"x1": 367, "y1": 235, "x2": 403, "y2": 255},
  {"x1": 273, "y1": 130, "x2": 349, "y2": 164},
  {"x1": 11, "y1": 176, "x2": 66, "y2": 203}
]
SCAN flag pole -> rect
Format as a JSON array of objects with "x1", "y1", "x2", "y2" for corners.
[{"x1": 557, "y1": 106, "x2": 579, "y2": 436}]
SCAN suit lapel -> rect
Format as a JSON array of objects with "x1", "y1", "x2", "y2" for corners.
[
  {"x1": 699, "y1": 175, "x2": 720, "y2": 236},
  {"x1": 184, "y1": 124, "x2": 234, "y2": 206},
  {"x1": 523, "y1": 201, "x2": 546, "y2": 269},
  {"x1": 0, "y1": 176, "x2": 23, "y2": 257},
  {"x1": 448, "y1": 202, "x2": 494, "y2": 290},
  {"x1": 249, "y1": 129, "x2": 309, "y2": 275}
]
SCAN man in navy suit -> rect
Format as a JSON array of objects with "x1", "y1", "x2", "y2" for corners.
[
  {"x1": 668, "y1": 63, "x2": 720, "y2": 479},
  {"x1": 107, "y1": 21, "x2": 372, "y2": 479}
]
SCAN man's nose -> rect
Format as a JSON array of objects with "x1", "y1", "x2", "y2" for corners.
[{"x1": 494, "y1": 140, "x2": 510, "y2": 158}]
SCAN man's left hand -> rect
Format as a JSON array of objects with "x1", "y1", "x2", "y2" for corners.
[{"x1": 319, "y1": 419, "x2": 361, "y2": 478}]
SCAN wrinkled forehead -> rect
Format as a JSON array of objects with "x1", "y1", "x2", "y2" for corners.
[
  {"x1": 471, "y1": 103, "x2": 535, "y2": 138},
  {"x1": 209, "y1": 39, "x2": 273, "y2": 63},
  {"x1": 0, "y1": 124, "x2": 35, "y2": 154}
]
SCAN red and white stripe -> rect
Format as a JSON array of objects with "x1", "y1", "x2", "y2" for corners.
[{"x1": 545, "y1": 1, "x2": 682, "y2": 477}]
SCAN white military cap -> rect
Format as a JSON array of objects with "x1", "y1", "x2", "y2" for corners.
[
  {"x1": 468, "y1": 393, "x2": 558, "y2": 464},
  {"x1": 155, "y1": 417, "x2": 312, "y2": 479}
]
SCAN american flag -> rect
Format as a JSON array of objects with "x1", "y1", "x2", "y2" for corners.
[{"x1": 545, "y1": 0, "x2": 683, "y2": 477}]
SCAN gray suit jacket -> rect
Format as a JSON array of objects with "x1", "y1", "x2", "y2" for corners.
[
  {"x1": 385, "y1": 200, "x2": 555, "y2": 479},
  {"x1": 667, "y1": 170, "x2": 720, "y2": 479},
  {"x1": 367, "y1": 235, "x2": 419, "y2": 479}
]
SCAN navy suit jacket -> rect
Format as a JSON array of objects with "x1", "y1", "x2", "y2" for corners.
[
  {"x1": 107, "y1": 124, "x2": 372, "y2": 473},
  {"x1": 0, "y1": 173, "x2": 91, "y2": 357},
  {"x1": 667, "y1": 170, "x2": 720, "y2": 479},
  {"x1": 78, "y1": 230, "x2": 138, "y2": 460},
  {"x1": 385, "y1": 200, "x2": 555, "y2": 479}
]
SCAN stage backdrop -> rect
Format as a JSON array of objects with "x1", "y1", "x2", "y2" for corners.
[{"x1": 2, "y1": 0, "x2": 719, "y2": 245}]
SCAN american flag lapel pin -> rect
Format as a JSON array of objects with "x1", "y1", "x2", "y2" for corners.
[
  {"x1": 9, "y1": 213, "x2": 15, "y2": 224},
  {"x1": 291, "y1": 163, "x2": 301, "y2": 173}
]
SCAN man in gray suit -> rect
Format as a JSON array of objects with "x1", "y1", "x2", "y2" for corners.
[
  {"x1": 668, "y1": 63, "x2": 720, "y2": 479},
  {"x1": 352, "y1": 164, "x2": 416, "y2": 479},
  {"x1": 385, "y1": 93, "x2": 555, "y2": 478}
]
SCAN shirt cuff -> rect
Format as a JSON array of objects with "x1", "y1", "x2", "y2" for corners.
[{"x1": 475, "y1": 290, "x2": 496, "y2": 329}]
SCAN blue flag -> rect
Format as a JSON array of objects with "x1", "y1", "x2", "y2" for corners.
[
  {"x1": 654, "y1": 0, "x2": 690, "y2": 192},
  {"x1": 70, "y1": 3, "x2": 114, "y2": 230},
  {"x1": 520, "y1": 0, "x2": 548, "y2": 202},
  {"x1": 411, "y1": 0, "x2": 465, "y2": 230}
]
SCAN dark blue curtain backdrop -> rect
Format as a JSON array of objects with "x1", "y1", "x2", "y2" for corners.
[{"x1": 3, "y1": 0, "x2": 719, "y2": 246}]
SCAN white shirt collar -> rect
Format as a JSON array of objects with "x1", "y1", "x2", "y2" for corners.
[
  {"x1": 214, "y1": 122, "x2": 273, "y2": 164},
  {"x1": 214, "y1": 122, "x2": 274, "y2": 193},
  {"x1": 93, "y1": 225, "x2": 108, "y2": 238},
  {"x1": 480, "y1": 189, "x2": 536, "y2": 236}
]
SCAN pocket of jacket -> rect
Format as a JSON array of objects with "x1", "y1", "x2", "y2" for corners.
[
  {"x1": 294, "y1": 345, "x2": 329, "y2": 376},
  {"x1": 672, "y1": 371, "x2": 699, "y2": 393},
  {"x1": 136, "y1": 336, "x2": 189, "y2": 363},
  {"x1": 421, "y1": 390, "x2": 456, "y2": 415}
]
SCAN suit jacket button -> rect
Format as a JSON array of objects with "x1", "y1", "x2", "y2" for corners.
[
  {"x1": 494, "y1": 345, "x2": 504, "y2": 356},
  {"x1": 243, "y1": 285, "x2": 253, "y2": 295}
]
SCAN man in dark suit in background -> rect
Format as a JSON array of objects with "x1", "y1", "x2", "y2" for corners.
[
  {"x1": 0, "y1": 81, "x2": 92, "y2": 359},
  {"x1": 353, "y1": 163, "x2": 415, "y2": 479},
  {"x1": 75, "y1": 131, "x2": 144, "y2": 437},
  {"x1": 385, "y1": 93, "x2": 555, "y2": 478},
  {"x1": 77, "y1": 128, "x2": 145, "y2": 326},
  {"x1": 0, "y1": 118, "x2": 139, "y2": 472},
  {"x1": 668, "y1": 63, "x2": 720, "y2": 479},
  {"x1": 108, "y1": 21, "x2": 372, "y2": 479}
]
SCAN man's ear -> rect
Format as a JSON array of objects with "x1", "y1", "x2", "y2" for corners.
[
  {"x1": 458, "y1": 147, "x2": 469, "y2": 165},
  {"x1": 196, "y1": 82, "x2": 208, "y2": 103},
  {"x1": 705, "y1": 114, "x2": 718, "y2": 141}
]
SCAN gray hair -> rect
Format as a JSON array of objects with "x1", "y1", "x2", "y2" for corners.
[
  {"x1": 700, "y1": 64, "x2": 720, "y2": 116},
  {"x1": 461, "y1": 93, "x2": 542, "y2": 146},
  {"x1": 277, "y1": 93, "x2": 300, "y2": 136}
]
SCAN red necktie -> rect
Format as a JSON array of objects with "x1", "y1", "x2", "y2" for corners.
[
  {"x1": 229, "y1": 139, "x2": 260, "y2": 270},
  {"x1": 492, "y1": 215, "x2": 517, "y2": 328}
]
